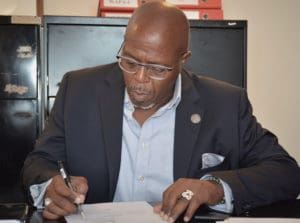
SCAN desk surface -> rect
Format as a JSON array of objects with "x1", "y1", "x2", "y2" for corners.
[
  {"x1": 239, "y1": 199, "x2": 300, "y2": 218},
  {"x1": 27, "y1": 199, "x2": 300, "y2": 223}
]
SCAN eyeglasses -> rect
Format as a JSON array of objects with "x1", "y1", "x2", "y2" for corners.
[{"x1": 116, "y1": 44, "x2": 173, "y2": 81}]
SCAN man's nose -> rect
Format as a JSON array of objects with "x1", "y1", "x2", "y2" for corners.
[{"x1": 134, "y1": 65, "x2": 151, "y2": 82}]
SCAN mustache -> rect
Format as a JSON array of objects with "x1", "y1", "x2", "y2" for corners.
[{"x1": 127, "y1": 85, "x2": 150, "y2": 94}]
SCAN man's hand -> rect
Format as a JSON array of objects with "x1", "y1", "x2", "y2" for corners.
[
  {"x1": 153, "y1": 178, "x2": 224, "y2": 223},
  {"x1": 43, "y1": 175, "x2": 88, "y2": 219}
]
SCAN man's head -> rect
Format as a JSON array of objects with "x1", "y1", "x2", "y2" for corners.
[{"x1": 118, "y1": 1, "x2": 191, "y2": 110}]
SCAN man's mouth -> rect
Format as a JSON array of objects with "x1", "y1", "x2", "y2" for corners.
[{"x1": 133, "y1": 90, "x2": 147, "y2": 95}]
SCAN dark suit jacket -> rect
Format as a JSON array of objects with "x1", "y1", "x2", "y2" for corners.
[{"x1": 22, "y1": 63, "x2": 300, "y2": 214}]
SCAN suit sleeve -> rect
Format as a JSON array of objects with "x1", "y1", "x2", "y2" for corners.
[
  {"x1": 22, "y1": 73, "x2": 70, "y2": 190},
  {"x1": 210, "y1": 89, "x2": 300, "y2": 215}
]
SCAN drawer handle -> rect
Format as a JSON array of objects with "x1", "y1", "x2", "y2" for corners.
[{"x1": 14, "y1": 112, "x2": 32, "y2": 118}]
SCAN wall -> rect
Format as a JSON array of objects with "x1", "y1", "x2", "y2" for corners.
[
  {"x1": 0, "y1": 0, "x2": 36, "y2": 15},
  {"x1": 222, "y1": 0, "x2": 300, "y2": 163},
  {"x1": 43, "y1": 0, "x2": 99, "y2": 16},
  {"x1": 0, "y1": 0, "x2": 299, "y2": 163}
]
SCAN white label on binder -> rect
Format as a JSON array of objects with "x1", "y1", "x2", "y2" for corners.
[
  {"x1": 103, "y1": 0, "x2": 139, "y2": 8},
  {"x1": 166, "y1": 0, "x2": 199, "y2": 6}
]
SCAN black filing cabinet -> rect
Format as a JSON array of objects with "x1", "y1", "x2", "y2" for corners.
[
  {"x1": 0, "y1": 21, "x2": 40, "y2": 202},
  {"x1": 43, "y1": 17, "x2": 247, "y2": 120}
]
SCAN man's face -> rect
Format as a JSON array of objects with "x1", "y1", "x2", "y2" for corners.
[{"x1": 121, "y1": 38, "x2": 183, "y2": 109}]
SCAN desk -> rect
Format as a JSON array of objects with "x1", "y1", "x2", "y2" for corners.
[
  {"x1": 239, "y1": 199, "x2": 300, "y2": 218},
  {"x1": 27, "y1": 199, "x2": 300, "y2": 223}
]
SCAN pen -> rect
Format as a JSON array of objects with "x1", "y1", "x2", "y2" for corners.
[{"x1": 58, "y1": 161, "x2": 86, "y2": 219}]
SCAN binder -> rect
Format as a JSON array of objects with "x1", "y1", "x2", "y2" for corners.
[
  {"x1": 183, "y1": 9, "x2": 223, "y2": 19},
  {"x1": 99, "y1": 0, "x2": 139, "y2": 11},
  {"x1": 100, "y1": 7, "x2": 223, "y2": 20},
  {"x1": 101, "y1": 11, "x2": 133, "y2": 17},
  {"x1": 166, "y1": 0, "x2": 222, "y2": 9},
  {"x1": 98, "y1": 0, "x2": 222, "y2": 14}
]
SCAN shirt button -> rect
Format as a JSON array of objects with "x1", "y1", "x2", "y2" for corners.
[
  {"x1": 138, "y1": 176, "x2": 145, "y2": 182},
  {"x1": 142, "y1": 142, "x2": 148, "y2": 149}
]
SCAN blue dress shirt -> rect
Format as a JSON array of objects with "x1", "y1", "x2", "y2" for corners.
[{"x1": 113, "y1": 75, "x2": 182, "y2": 204}]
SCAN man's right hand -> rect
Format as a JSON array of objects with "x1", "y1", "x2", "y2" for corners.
[{"x1": 43, "y1": 175, "x2": 88, "y2": 219}]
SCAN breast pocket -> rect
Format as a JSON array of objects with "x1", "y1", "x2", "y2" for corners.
[{"x1": 191, "y1": 153, "x2": 230, "y2": 178}]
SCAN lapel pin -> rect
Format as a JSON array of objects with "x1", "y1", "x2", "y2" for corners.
[{"x1": 191, "y1": 113, "x2": 201, "y2": 124}]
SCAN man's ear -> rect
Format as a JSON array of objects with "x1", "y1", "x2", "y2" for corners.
[{"x1": 181, "y1": 51, "x2": 192, "y2": 66}]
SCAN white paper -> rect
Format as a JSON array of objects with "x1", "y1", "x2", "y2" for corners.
[
  {"x1": 0, "y1": 221, "x2": 22, "y2": 223},
  {"x1": 65, "y1": 201, "x2": 164, "y2": 223},
  {"x1": 217, "y1": 217, "x2": 300, "y2": 223}
]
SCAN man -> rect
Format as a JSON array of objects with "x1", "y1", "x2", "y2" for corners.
[{"x1": 22, "y1": 1, "x2": 300, "y2": 222}]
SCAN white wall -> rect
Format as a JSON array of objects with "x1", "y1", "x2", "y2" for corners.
[
  {"x1": 0, "y1": 0, "x2": 36, "y2": 15},
  {"x1": 222, "y1": 0, "x2": 300, "y2": 163},
  {"x1": 0, "y1": 0, "x2": 299, "y2": 163},
  {"x1": 43, "y1": 0, "x2": 99, "y2": 16}
]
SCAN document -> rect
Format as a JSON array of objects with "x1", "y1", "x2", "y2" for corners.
[
  {"x1": 0, "y1": 221, "x2": 21, "y2": 223},
  {"x1": 217, "y1": 217, "x2": 300, "y2": 223},
  {"x1": 65, "y1": 201, "x2": 164, "y2": 223}
]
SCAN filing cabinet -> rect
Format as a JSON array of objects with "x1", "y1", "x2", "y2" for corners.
[
  {"x1": 43, "y1": 17, "x2": 246, "y2": 118},
  {"x1": 0, "y1": 20, "x2": 40, "y2": 202}
]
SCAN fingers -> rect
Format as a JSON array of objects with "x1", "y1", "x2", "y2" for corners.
[
  {"x1": 43, "y1": 198, "x2": 76, "y2": 220},
  {"x1": 43, "y1": 175, "x2": 88, "y2": 219},
  {"x1": 70, "y1": 176, "x2": 88, "y2": 204},
  {"x1": 161, "y1": 185, "x2": 181, "y2": 218},
  {"x1": 182, "y1": 199, "x2": 201, "y2": 222},
  {"x1": 168, "y1": 198, "x2": 189, "y2": 222},
  {"x1": 43, "y1": 190, "x2": 77, "y2": 219},
  {"x1": 43, "y1": 208, "x2": 60, "y2": 219},
  {"x1": 157, "y1": 178, "x2": 219, "y2": 223},
  {"x1": 71, "y1": 176, "x2": 89, "y2": 195},
  {"x1": 158, "y1": 178, "x2": 192, "y2": 222},
  {"x1": 153, "y1": 203, "x2": 162, "y2": 214}
]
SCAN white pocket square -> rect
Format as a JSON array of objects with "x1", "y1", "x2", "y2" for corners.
[{"x1": 202, "y1": 153, "x2": 225, "y2": 169}]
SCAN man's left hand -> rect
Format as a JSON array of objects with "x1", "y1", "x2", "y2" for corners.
[{"x1": 153, "y1": 178, "x2": 224, "y2": 222}]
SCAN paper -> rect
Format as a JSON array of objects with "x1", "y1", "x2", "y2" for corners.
[
  {"x1": 65, "y1": 201, "x2": 164, "y2": 223},
  {"x1": 217, "y1": 217, "x2": 300, "y2": 223},
  {"x1": 0, "y1": 221, "x2": 22, "y2": 223}
]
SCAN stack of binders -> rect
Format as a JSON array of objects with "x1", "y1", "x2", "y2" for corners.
[
  {"x1": 99, "y1": 0, "x2": 223, "y2": 20},
  {"x1": 168, "y1": 0, "x2": 223, "y2": 20}
]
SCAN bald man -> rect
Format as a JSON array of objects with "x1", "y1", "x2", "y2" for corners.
[{"x1": 22, "y1": 1, "x2": 300, "y2": 222}]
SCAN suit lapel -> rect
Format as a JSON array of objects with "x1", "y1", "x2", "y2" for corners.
[
  {"x1": 174, "y1": 71, "x2": 204, "y2": 181},
  {"x1": 96, "y1": 64, "x2": 125, "y2": 200}
]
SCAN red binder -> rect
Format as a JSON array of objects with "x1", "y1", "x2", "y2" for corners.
[
  {"x1": 166, "y1": 0, "x2": 222, "y2": 9},
  {"x1": 182, "y1": 9, "x2": 223, "y2": 19},
  {"x1": 99, "y1": 0, "x2": 221, "y2": 11},
  {"x1": 99, "y1": 0, "x2": 139, "y2": 11},
  {"x1": 101, "y1": 11, "x2": 133, "y2": 17}
]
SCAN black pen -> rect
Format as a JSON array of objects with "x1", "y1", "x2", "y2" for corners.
[{"x1": 58, "y1": 161, "x2": 86, "y2": 219}]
